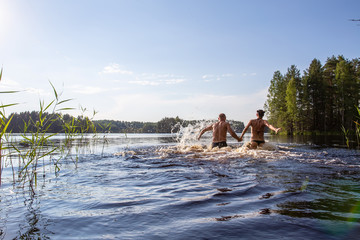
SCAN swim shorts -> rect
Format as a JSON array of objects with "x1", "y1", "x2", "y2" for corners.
[
  {"x1": 212, "y1": 141, "x2": 228, "y2": 148},
  {"x1": 252, "y1": 140, "x2": 265, "y2": 145}
]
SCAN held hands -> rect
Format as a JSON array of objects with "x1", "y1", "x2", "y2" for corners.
[{"x1": 275, "y1": 128, "x2": 281, "y2": 134}]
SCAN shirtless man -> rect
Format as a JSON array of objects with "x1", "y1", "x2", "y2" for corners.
[
  {"x1": 239, "y1": 109, "x2": 281, "y2": 149},
  {"x1": 198, "y1": 113, "x2": 241, "y2": 148}
]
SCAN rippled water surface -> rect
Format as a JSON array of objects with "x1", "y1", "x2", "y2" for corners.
[{"x1": 1, "y1": 133, "x2": 360, "y2": 239}]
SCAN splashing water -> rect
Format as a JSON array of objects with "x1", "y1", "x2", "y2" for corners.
[
  {"x1": 172, "y1": 120, "x2": 213, "y2": 147},
  {"x1": 135, "y1": 121, "x2": 281, "y2": 162}
]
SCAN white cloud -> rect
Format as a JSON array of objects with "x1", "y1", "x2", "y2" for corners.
[
  {"x1": 100, "y1": 64, "x2": 186, "y2": 86},
  {"x1": 1, "y1": 86, "x2": 61, "y2": 114},
  {"x1": 128, "y1": 78, "x2": 185, "y2": 86},
  {"x1": 201, "y1": 73, "x2": 234, "y2": 82},
  {"x1": 163, "y1": 78, "x2": 185, "y2": 84},
  {"x1": 129, "y1": 73, "x2": 185, "y2": 86},
  {"x1": 68, "y1": 85, "x2": 108, "y2": 94},
  {"x1": 0, "y1": 77, "x2": 20, "y2": 90},
  {"x1": 221, "y1": 73, "x2": 234, "y2": 77},
  {"x1": 128, "y1": 80, "x2": 160, "y2": 86},
  {"x1": 102, "y1": 63, "x2": 133, "y2": 75},
  {"x1": 24, "y1": 87, "x2": 52, "y2": 98},
  {"x1": 202, "y1": 74, "x2": 213, "y2": 79}
]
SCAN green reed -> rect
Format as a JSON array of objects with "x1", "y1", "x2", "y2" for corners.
[
  {"x1": 0, "y1": 67, "x2": 19, "y2": 186},
  {"x1": 8, "y1": 82, "x2": 75, "y2": 193},
  {"x1": 0, "y1": 68, "x2": 110, "y2": 193},
  {"x1": 355, "y1": 107, "x2": 360, "y2": 147},
  {"x1": 341, "y1": 106, "x2": 360, "y2": 148},
  {"x1": 59, "y1": 106, "x2": 99, "y2": 165},
  {"x1": 341, "y1": 125, "x2": 350, "y2": 148}
]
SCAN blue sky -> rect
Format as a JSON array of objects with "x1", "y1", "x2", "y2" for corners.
[{"x1": 1, "y1": 0, "x2": 359, "y2": 123}]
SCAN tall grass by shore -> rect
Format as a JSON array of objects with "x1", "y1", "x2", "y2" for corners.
[
  {"x1": 355, "y1": 107, "x2": 360, "y2": 146},
  {"x1": 341, "y1": 107, "x2": 360, "y2": 148},
  {"x1": 0, "y1": 68, "x2": 110, "y2": 193}
]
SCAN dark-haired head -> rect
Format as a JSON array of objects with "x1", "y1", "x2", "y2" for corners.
[{"x1": 257, "y1": 109, "x2": 265, "y2": 118}]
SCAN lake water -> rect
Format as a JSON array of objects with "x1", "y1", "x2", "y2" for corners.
[{"x1": 1, "y1": 132, "x2": 360, "y2": 240}]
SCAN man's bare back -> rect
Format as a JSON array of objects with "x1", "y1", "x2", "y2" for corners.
[
  {"x1": 198, "y1": 113, "x2": 241, "y2": 148},
  {"x1": 212, "y1": 121, "x2": 232, "y2": 142}
]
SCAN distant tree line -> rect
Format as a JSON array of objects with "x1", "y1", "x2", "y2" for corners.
[
  {"x1": 5, "y1": 112, "x2": 245, "y2": 134},
  {"x1": 265, "y1": 55, "x2": 360, "y2": 135},
  {"x1": 6, "y1": 111, "x2": 96, "y2": 133},
  {"x1": 90, "y1": 117, "x2": 245, "y2": 133}
]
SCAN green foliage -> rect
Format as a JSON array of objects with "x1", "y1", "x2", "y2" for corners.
[
  {"x1": 302, "y1": 58, "x2": 325, "y2": 132},
  {"x1": 264, "y1": 71, "x2": 286, "y2": 128},
  {"x1": 157, "y1": 117, "x2": 182, "y2": 133},
  {"x1": 335, "y1": 57, "x2": 360, "y2": 130},
  {"x1": 265, "y1": 55, "x2": 360, "y2": 135},
  {"x1": 285, "y1": 77, "x2": 298, "y2": 134},
  {"x1": 265, "y1": 65, "x2": 303, "y2": 133}
]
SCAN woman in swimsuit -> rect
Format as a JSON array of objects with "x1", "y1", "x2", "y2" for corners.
[{"x1": 239, "y1": 110, "x2": 281, "y2": 149}]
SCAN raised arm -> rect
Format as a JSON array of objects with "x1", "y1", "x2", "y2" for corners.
[
  {"x1": 264, "y1": 120, "x2": 281, "y2": 134},
  {"x1": 197, "y1": 125, "x2": 213, "y2": 140}
]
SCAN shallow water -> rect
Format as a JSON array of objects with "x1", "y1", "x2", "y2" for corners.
[{"x1": 1, "y1": 133, "x2": 360, "y2": 239}]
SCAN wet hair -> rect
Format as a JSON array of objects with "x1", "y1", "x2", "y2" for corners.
[
  {"x1": 257, "y1": 109, "x2": 265, "y2": 118},
  {"x1": 219, "y1": 113, "x2": 226, "y2": 120}
]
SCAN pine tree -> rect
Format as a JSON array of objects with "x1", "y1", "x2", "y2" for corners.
[
  {"x1": 264, "y1": 71, "x2": 287, "y2": 129},
  {"x1": 284, "y1": 65, "x2": 302, "y2": 132},
  {"x1": 302, "y1": 59, "x2": 324, "y2": 132},
  {"x1": 323, "y1": 56, "x2": 339, "y2": 132},
  {"x1": 285, "y1": 77, "x2": 298, "y2": 134},
  {"x1": 335, "y1": 57, "x2": 357, "y2": 130}
]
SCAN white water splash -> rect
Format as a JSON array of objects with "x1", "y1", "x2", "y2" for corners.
[
  {"x1": 172, "y1": 120, "x2": 213, "y2": 148},
  {"x1": 156, "y1": 121, "x2": 282, "y2": 161},
  {"x1": 111, "y1": 122, "x2": 360, "y2": 168}
]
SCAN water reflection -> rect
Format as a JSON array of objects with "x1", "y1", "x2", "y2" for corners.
[{"x1": 270, "y1": 134, "x2": 357, "y2": 149}]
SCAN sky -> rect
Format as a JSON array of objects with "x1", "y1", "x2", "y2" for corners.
[{"x1": 1, "y1": 0, "x2": 359, "y2": 123}]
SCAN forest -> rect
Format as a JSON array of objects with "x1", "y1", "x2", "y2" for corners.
[
  {"x1": 5, "y1": 112, "x2": 245, "y2": 134},
  {"x1": 265, "y1": 55, "x2": 360, "y2": 135}
]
